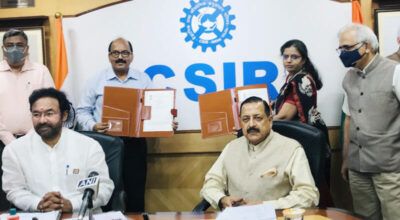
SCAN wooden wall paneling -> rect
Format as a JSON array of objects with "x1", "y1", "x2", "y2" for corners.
[
  {"x1": 146, "y1": 153, "x2": 219, "y2": 212},
  {"x1": 147, "y1": 133, "x2": 235, "y2": 154}
]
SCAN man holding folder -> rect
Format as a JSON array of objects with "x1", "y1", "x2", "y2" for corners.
[{"x1": 76, "y1": 37, "x2": 153, "y2": 212}]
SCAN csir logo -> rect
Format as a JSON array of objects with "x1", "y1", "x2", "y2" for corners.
[{"x1": 180, "y1": 0, "x2": 236, "y2": 52}]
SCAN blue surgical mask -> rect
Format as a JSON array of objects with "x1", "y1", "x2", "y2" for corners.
[
  {"x1": 4, "y1": 45, "x2": 26, "y2": 65},
  {"x1": 339, "y1": 50, "x2": 362, "y2": 67},
  {"x1": 339, "y1": 48, "x2": 364, "y2": 68}
]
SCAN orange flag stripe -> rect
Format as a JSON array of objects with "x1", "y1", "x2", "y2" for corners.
[
  {"x1": 55, "y1": 16, "x2": 69, "y2": 90},
  {"x1": 352, "y1": 0, "x2": 363, "y2": 24}
]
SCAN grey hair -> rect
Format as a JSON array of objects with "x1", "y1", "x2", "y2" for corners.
[
  {"x1": 3, "y1": 28, "x2": 28, "y2": 45},
  {"x1": 338, "y1": 23, "x2": 379, "y2": 53}
]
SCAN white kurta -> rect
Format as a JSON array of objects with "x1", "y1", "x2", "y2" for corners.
[{"x1": 2, "y1": 128, "x2": 114, "y2": 212}]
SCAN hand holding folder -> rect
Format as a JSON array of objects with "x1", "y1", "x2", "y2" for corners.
[
  {"x1": 102, "y1": 86, "x2": 176, "y2": 137},
  {"x1": 198, "y1": 84, "x2": 269, "y2": 138}
]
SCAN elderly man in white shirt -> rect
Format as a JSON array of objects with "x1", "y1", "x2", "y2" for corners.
[
  {"x1": 200, "y1": 96, "x2": 319, "y2": 210},
  {"x1": 2, "y1": 88, "x2": 114, "y2": 212}
]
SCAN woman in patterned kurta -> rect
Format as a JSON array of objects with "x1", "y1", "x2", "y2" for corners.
[
  {"x1": 274, "y1": 39, "x2": 325, "y2": 129},
  {"x1": 273, "y1": 40, "x2": 332, "y2": 207}
]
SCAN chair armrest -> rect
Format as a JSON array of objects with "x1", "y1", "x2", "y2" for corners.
[
  {"x1": 112, "y1": 190, "x2": 126, "y2": 213},
  {"x1": 192, "y1": 199, "x2": 211, "y2": 213}
]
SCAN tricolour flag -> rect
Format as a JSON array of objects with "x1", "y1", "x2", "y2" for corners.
[
  {"x1": 55, "y1": 15, "x2": 69, "y2": 90},
  {"x1": 352, "y1": 0, "x2": 363, "y2": 24}
]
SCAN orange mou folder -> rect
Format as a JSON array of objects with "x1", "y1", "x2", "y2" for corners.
[
  {"x1": 102, "y1": 86, "x2": 177, "y2": 138},
  {"x1": 198, "y1": 84, "x2": 269, "y2": 139}
]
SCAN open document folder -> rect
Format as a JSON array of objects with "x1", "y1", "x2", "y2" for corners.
[
  {"x1": 102, "y1": 86, "x2": 176, "y2": 138},
  {"x1": 198, "y1": 84, "x2": 269, "y2": 138}
]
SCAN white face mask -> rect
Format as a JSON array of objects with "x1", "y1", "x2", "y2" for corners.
[{"x1": 3, "y1": 45, "x2": 26, "y2": 65}]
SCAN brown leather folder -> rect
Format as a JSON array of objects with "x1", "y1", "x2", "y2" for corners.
[
  {"x1": 102, "y1": 86, "x2": 176, "y2": 138},
  {"x1": 198, "y1": 84, "x2": 269, "y2": 138}
]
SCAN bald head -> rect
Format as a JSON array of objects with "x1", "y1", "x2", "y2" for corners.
[
  {"x1": 108, "y1": 37, "x2": 133, "y2": 52},
  {"x1": 108, "y1": 37, "x2": 134, "y2": 75}
]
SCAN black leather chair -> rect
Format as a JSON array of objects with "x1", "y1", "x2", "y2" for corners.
[
  {"x1": 193, "y1": 120, "x2": 330, "y2": 212},
  {"x1": 79, "y1": 131, "x2": 126, "y2": 212}
]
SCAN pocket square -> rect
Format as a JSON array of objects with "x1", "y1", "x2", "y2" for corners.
[{"x1": 260, "y1": 167, "x2": 278, "y2": 178}]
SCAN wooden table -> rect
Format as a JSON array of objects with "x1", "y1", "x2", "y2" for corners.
[{"x1": 62, "y1": 208, "x2": 363, "y2": 219}]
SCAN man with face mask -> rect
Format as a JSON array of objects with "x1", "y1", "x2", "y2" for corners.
[
  {"x1": 0, "y1": 28, "x2": 54, "y2": 209},
  {"x1": 338, "y1": 23, "x2": 400, "y2": 220},
  {"x1": 0, "y1": 28, "x2": 54, "y2": 145}
]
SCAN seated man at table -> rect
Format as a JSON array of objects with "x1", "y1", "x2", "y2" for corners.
[
  {"x1": 2, "y1": 88, "x2": 114, "y2": 212},
  {"x1": 200, "y1": 96, "x2": 319, "y2": 210}
]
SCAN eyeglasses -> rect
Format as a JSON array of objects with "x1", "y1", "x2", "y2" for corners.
[
  {"x1": 336, "y1": 42, "x2": 364, "y2": 54},
  {"x1": 282, "y1": 54, "x2": 302, "y2": 61},
  {"x1": 109, "y1": 50, "x2": 132, "y2": 58},
  {"x1": 32, "y1": 111, "x2": 59, "y2": 119},
  {"x1": 3, "y1": 44, "x2": 26, "y2": 52}
]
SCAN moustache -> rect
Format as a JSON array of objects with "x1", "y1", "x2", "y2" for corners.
[
  {"x1": 247, "y1": 127, "x2": 260, "y2": 133},
  {"x1": 36, "y1": 123, "x2": 51, "y2": 129},
  {"x1": 116, "y1": 59, "x2": 126, "y2": 64}
]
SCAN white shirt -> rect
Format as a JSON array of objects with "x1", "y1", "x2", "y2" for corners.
[
  {"x1": 342, "y1": 56, "x2": 400, "y2": 115},
  {"x1": 2, "y1": 128, "x2": 114, "y2": 212}
]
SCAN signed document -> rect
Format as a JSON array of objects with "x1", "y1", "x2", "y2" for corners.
[
  {"x1": 143, "y1": 90, "x2": 175, "y2": 132},
  {"x1": 102, "y1": 86, "x2": 176, "y2": 138}
]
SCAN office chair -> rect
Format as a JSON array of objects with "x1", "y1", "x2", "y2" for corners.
[
  {"x1": 193, "y1": 120, "x2": 330, "y2": 212},
  {"x1": 79, "y1": 131, "x2": 126, "y2": 212}
]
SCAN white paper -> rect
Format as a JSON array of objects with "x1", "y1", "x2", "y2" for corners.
[
  {"x1": 237, "y1": 88, "x2": 269, "y2": 105},
  {"x1": 0, "y1": 211, "x2": 60, "y2": 220},
  {"x1": 216, "y1": 203, "x2": 276, "y2": 220},
  {"x1": 65, "y1": 211, "x2": 127, "y2": 220},
  {"x1": 143, "y1": 90, "x2": 175, "y2": 132}
]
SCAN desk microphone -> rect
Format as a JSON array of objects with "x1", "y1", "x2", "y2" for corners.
[{"x1": 77, "y1": 171, "x2": 99, "y2": 220}]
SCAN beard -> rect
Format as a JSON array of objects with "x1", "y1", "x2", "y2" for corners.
[{"x1": 34, "y1": 121, "x2": 63, "y2": 141}]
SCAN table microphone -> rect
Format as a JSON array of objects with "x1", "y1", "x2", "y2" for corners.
[{"x1": 77, "y1": 171, "x2": 99, "y2": 220}]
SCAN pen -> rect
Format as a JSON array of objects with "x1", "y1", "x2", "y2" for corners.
[{"x1": 65, "y1": 164, "x2": 69, "y2": 175}]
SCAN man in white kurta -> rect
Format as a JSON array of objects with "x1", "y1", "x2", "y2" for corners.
[
  {"x1": 2, "y1": 88, "x2": 114, "y2": 212},
  {"x1": 201, "y1": 96, "x2": 319, "y2": 209}
]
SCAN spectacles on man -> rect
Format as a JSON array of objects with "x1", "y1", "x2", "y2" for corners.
[
  {"x1": 282, "y1": 54, "x2": 302, "y2": 61},
  {"x1": 109, "y1": 50, "x2": 132, "y2": 58},
  {"x1": 3, "y1": 43, "x2": 26, "y2": 52},
  {"x1": 32, "y1": 110, "x2": 59, "y2": 119},
  {"x1": 336, "y1": 42, "x2": 364, "y2": 54}
]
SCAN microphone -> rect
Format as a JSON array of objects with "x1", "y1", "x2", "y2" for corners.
[{"x1": 77, "y1": 171, "x2": 99, "y2": 220}]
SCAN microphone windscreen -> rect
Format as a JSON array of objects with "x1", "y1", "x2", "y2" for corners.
[{"x1": 88, "y1": 171, "x2": 99, "y2": 177}]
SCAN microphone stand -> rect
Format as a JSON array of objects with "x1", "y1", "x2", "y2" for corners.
[
  {"x1": 88, "y1": 195, "x2": 94, "y2": 220},
  {"x1": 77, "y1": 191, "x2": 95, "y2": 220}
]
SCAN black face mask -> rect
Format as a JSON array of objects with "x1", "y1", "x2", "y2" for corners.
[{"x1": 339, "y1": 43, "x2": 365, "y2": 68}]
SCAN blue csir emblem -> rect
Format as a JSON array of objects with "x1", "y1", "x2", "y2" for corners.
[{"x1": 180, "y1": 0, "x2": 236, "y2": 52}]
